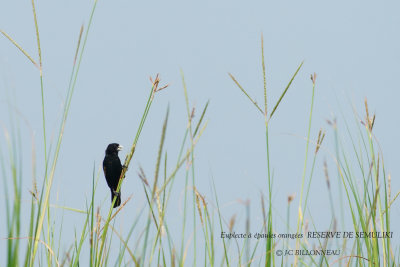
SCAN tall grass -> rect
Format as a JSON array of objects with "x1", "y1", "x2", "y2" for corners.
[
  {"x1": 229, "y1": 34, "x2": 303, "y2": 267},
  {"x1": 1, "y1": 3, "x2": 398, "y2": 266}
]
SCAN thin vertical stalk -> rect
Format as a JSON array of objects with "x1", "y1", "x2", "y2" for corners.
[
  {"x1": 294, "y1": 76, "x2": 315, "y2": 266},
  {"x1": 30, "y1": 1, "x2": 99, "y2": 264}
]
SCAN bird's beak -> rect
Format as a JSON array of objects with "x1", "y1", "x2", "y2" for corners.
[{"x1": 118, "y1": 145, "x2": 123, "y2": 151}]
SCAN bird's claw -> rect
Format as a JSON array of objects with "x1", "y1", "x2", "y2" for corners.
[{"x1": 122, "y1": 165, "x2": 128, "y2": 178}]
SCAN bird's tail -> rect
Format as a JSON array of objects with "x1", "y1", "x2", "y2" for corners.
[{"x1": 111, "y1": 190, "x2": 121, "y2": 208}]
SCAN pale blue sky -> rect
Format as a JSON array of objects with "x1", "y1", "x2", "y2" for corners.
[{"x1": 1, "y1": 0, "x2": 399, "y2": 264}]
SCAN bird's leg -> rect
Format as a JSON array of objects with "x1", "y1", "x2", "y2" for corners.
[{"x1": 112, "y1": 189, "x2": 120, "y2": 197}]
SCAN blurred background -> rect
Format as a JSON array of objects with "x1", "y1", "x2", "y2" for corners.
[{"x1": 1, "y1": 0, "x2": 399, "y2": 264}]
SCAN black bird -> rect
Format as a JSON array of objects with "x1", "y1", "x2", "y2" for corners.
[{"x1": 103, "y1": 143, "x2": 123, "y2": 208}]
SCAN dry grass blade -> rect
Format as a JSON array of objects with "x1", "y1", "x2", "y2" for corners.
[
  {"x1": 29, "y1": 190, "x2": 38, "y2": 201},
  {"x1": 261, "y1": 33, "x2": 267, "y2": 115},
  {"x1": 0, "y1": 30, "x2": 39, "y2": 69},
  {"x1": 73, "y1": 25, "x2": 84, "y2": 65},
  {"x1": 364, "y1": 98, "x2": 370, "y2": 128},
  {"x1": 5, "y1": 237, "x2": 60, "y2": 267},
  {"x1": 110, "y1": 195, "x2": 132, "y2": 220},
  {"x1": 310, "y1": 72, "x2": 317, "y2": 85},
  {"x1": 102, "y1": 218, "x2": 139, "y2": 266},
  {"x1": 315, "y1": 129, "x2": 322, "y2": 154},
  {"x1": 383, "y1": 189, "x2": 400, "y2": 215},
  {"x1": 315, "y1": 128, "x2": 326, "y2": 154},
  {"x1": 95, "y1": 207, "x2": 101, "y2": 239},
  {"x1": 228, "y1": 73, "x2": 264, "y2": 114},
  {"x1": 364, "y1": 98, "x2": 375, "y2": 132},
  {"x1": 193, "y1": 100, "x2": 209, "y2": 137},
  {"x1": 324, "y1": 160, "x2": 330, "y2": 189},
  {"x1": 371, "y1": 114, "x2": 376, "y2": 130},
  {"x1": 171, "y1": 249, "x2": 176, "y2": 267},
  {"x1": 100, "y1": 196, "x2": 133, "y2": 232},
  {"x1": 138, "y1": 166, "x2": 149, "y2": 186},
  {"x1": 190, "y1": 105, "x2": 196, "y2": 121},
  {"x1": 194, "y1": 187, "x2": 204, "y2": 225},
  {"x1": 228, "y1": 214, "x2": 236, "y2": 232},
  {"x1": 31, "y1": 0, "x2": 42, "y2": 68},
  {"x1": 155, "y1": 192, "x2": 164, "y2": 230},
  {"x1": 150, "y1": 73, "x2": 169, "y2": 100},
  {"x1": 288, "y1": 193, "x2": 295, "y2": 204},
  {"x1": 382, "y1": 180, "x2": 400, "y2": 214}
]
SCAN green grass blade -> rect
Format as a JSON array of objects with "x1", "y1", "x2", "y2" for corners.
[{"x1": 269, "y1": 61, "x2": 303, "y2": 119}]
